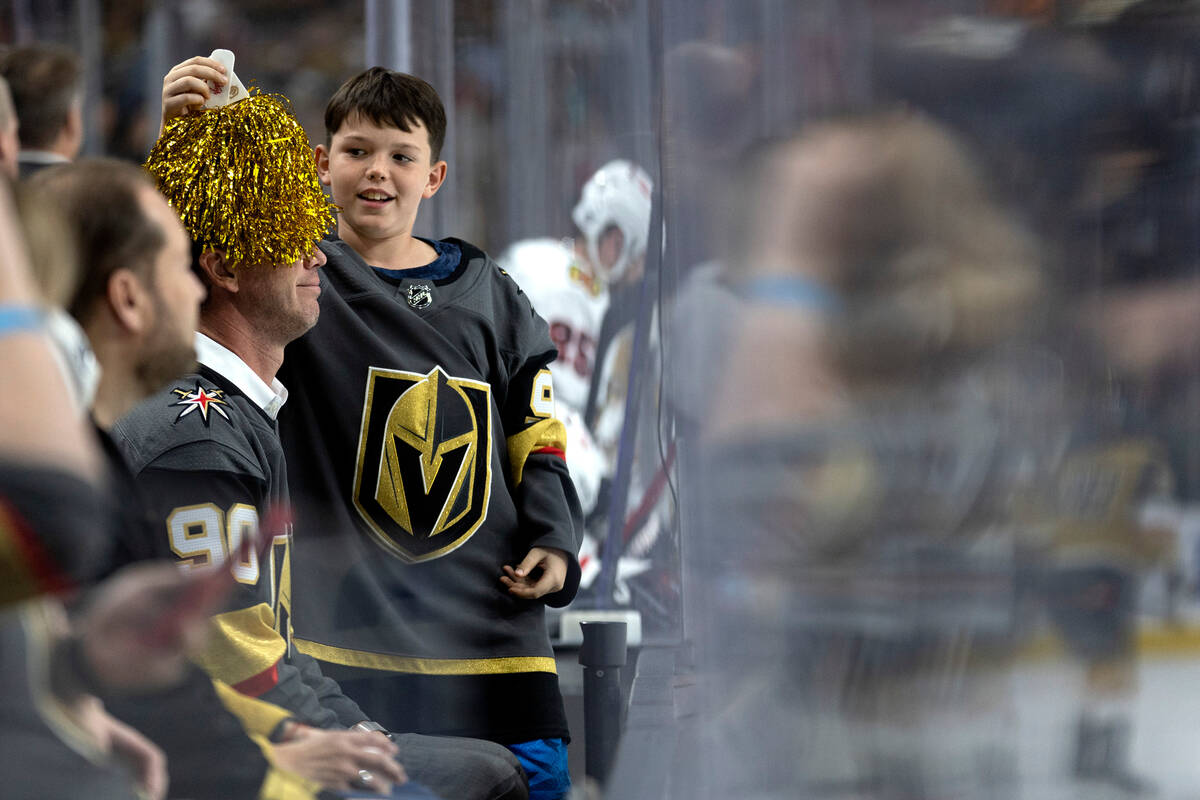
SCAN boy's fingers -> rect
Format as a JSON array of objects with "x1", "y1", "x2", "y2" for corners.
[
  {"x1": 165, "y1": 74, "x2": 222, "y2": 101},
  {"x1": 528, "y1": 573, "x2": 557, "y2": 598},
  {"x1": 169, "y1": 55, "x2": 226, "y2": 75},
  {"x1": 513, "y1": 549, "x2": 545, "y2": 578}
]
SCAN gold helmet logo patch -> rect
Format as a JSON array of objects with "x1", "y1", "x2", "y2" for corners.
[{"x1": 353, "y1": 366, "x2": 492, "y2": 562}]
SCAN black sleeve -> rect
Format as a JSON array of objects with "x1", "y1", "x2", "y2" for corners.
[
  {"x1": 499, "y1": 307, "x2": 584, "y2": 608},
  {"x1": 0, "y1": 460, "x2": 111, "y2": 605},
  {"x1": 288, "y1": 648, "x2": 370, "y2": 729}
]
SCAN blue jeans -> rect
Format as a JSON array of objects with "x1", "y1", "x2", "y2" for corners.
[{"x1": 507, "y1": 738, "x2": 570, "y2": 800}]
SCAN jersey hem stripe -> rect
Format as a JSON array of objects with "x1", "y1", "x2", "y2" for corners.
[{"x1": 293, "y1": 638, "x2": 558, "y2": 675}]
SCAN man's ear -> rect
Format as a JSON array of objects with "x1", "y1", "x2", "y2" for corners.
[
  {"x1": 423, "y1": 161, "x2": 447, "y2": 199},
  {"x1": 106, "y1": 268, "x2": 154, "y2": 335},
  {"x1": 314, "y1": 144, "x2": 332, "y2": 187},
  {"x1": 197, "y1": 249, "x2": 238, "y2": 294}
]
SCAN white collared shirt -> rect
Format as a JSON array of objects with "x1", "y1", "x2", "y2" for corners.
[
  {"x1": 194, "y1": 332, "x2": 288, "y2": 420},
  {"x1": 18, "y1": 149, "x2": 70, "y2": 167}
]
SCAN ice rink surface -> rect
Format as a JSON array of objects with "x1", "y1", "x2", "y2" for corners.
[{"x1": 1015, "y1": 645, "x2": 1200, "y2": 799}]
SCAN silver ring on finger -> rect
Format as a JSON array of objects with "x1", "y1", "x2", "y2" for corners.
[{"x1": 355, "y1": 769, "x2": 375, "y2": 788}]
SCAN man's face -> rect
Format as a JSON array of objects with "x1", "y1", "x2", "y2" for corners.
[
  {"x1": 315, "y1": 113, "x2": 446, "y2": 245},
  {"x1": 235, "y1": 245, "x2": 327, "y2": 346},
  {"x1": 138, "y1": 186, "x2": 205, "y2": 391}
]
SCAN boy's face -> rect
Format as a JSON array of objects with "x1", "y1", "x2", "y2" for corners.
[{"x1": 315, "y1": 113, "x2": 447, "y2": 245}]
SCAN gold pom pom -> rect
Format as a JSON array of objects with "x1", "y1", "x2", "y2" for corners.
[{"x1": 144, "y1": 91, "x2": 334, "y2": 269}]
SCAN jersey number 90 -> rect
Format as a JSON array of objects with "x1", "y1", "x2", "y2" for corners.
[{"x1": 167, "y1": 503, "x2": 260, "y2": 585}]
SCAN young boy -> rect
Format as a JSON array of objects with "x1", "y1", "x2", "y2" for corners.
[{"x1": 162, "y1": 59, "x2": 582, "y2": 800}]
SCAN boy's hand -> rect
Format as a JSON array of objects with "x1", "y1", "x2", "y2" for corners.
[
  {"x1": 501, "y1": 547, "x2": 569, "y2": 600},
  {"x1": 160, "y1": 56, "x2": 227, "y2": 131}
]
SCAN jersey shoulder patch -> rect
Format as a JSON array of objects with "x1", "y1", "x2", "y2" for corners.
[{"x1": 114, "y1": 375, "x2": 262, "y2": 478}]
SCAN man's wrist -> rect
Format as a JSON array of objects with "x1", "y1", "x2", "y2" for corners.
[{"x1": 351, "y1": 720, "x2": 395, "y2": 741}]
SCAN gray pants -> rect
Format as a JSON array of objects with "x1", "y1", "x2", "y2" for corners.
[{"x1": 393, "y1": 733, "x2": 529, "y2": 800}]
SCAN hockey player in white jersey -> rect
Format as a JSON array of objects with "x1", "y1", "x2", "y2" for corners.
[
  {"x1": 498, "y1": 159, "x2": 654, "y2": 511},
  {"x1": 499, "y1": 160, "x2": 656, "y2": 604}
]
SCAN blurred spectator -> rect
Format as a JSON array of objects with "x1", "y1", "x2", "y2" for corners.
[
  {"x1": 661, "y1": 41, "x2": 756, "y2": 279},
  {"x1": 0, "y1": 43, "x2": 83, "y2": 177},
  {"x1": 0, "y1": 169, "x2": 218, "y2": 800},
  {"x1": 0, "y1": 77, "x2": 19, "y2": 180},
  {"x1": 682, "y1": 112, "x2": 1042, "y2": 800}
]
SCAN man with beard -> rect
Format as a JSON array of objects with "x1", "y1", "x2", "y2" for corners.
[{"x1": 28, "y1": 158, "x2": 347, "y2": 799}]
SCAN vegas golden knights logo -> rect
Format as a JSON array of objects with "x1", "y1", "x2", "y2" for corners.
[{"x1": 353, "y1": 366, "x2": 493, "y2": 562}]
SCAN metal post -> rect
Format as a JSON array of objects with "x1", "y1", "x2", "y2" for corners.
[
  {"x1": 411, "y1": 1, "x2": 455, "y2": 239},
  {"x1": 143, "y1": 1, "x2": 171, "y2": 155},
  {"x1": 502, "y1": 0, "x2": 549, "y2": 245},
  {"x1": 579, "y1": 620, "x2": 627, "y2": 785},
  {"x1": 364, "y1": 0, "x2": 412, "y2": 72},
  {"x1": 76, "y1": 0, "x2": 102, "y2": 155}
]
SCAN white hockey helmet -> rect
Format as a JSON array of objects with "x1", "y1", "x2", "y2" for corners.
[{"x1": 571, "y1": 159, "x2": 653, "y2": 284}]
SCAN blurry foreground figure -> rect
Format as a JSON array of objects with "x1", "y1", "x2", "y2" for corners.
[
  {"x1": 0, "y1": 172, "x2": 221, "y2": 800},
  {"x1": 681, "y1": 113, "x2": 1043, "y2": 800}
]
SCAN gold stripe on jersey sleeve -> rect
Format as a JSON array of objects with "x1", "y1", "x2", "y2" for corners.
[
  {"x1": 506, "y1": 417, "x2": 567, "y2": 486},
  {"x1": 257, "y1": 760, "x2": 323, "y2": 799},
  {"x1": 192, "y1": 603, "x2": 287, "y2": 686},
  {"x1": 293, "y1": 638, "x2": 558, "y2": 675},
  {"x1": 211, "y1": 678, "x2": 293, "y2": 738}
]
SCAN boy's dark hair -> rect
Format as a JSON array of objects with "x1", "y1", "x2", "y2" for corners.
[
  {"x1": 324, "y1": 67, "x2": 447, "y2": 161},
  {"x1": 0, "y1": 43, "x2": 82, "y2": 149},
  {"x1": 28, "y1": 159, "x2": 165, "y2": 324}
]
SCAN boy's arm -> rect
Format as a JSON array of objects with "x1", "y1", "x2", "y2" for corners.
[
  {"x1": 159, "y1": 55, "x2": 227, "y2": 130},
  {"x1": 501, "y1": 348, "x2": 585, "y2": 608}
]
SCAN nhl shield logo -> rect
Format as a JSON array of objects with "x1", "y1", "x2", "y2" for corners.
[
  {"x1": 352, "y1": 366, "x2": 492, "y2": 562},
  {"x1": 406, "y1": 284, "x2": 433, "y2": 309}
]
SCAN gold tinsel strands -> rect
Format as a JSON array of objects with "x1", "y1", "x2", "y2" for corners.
[{"x1": 144, "y1": 91, "x2": 335, "y2": 269}]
